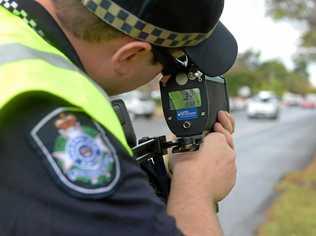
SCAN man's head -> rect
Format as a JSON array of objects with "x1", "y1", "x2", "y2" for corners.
[
  {"x1": 52, "y1": 0, "x2": 123, "y2": 43},
  {"x1": 44, "y1": 0, "x2": 161, "y2": 95},
  {"x1": 43, "y1": 0, "x2": 237, "y2": 95}
]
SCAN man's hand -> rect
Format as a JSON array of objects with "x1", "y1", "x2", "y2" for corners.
[
  {"x1": 214, "y1": 111, "x2": 235, "y2": 148},
  {"x1": 167, "y1": 111, "x2": 237, "y2": 235},
  {"x1": 170, "y1": 123, "x2": 236, "y2": 203},
  {"x1": 164, "y1": 111, "x2": 236, "y2": 175}
]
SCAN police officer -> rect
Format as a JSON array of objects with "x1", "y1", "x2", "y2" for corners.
[{"x1": 0, "y1": 0, "x2": 238, "y2": 235}]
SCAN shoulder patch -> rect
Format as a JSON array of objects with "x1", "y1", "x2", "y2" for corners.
[{"x1": 30, "y1": 107, "x2": 121, "y2": 199}]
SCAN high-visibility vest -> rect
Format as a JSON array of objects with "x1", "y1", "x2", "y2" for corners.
[{"x1": 0, "y1": 6, "x2": 132, "y2": 155}]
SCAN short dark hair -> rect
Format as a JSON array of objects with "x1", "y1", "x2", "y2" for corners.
[{"x1": 52, "y1": 0, "x2": 124, "y2": 42}]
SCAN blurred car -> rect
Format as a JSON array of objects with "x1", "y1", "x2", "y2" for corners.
[
  {"x1": 247, "y1": 91, "x2": 280, "y2": 119},
  {"x1": 301, "y1": 94, "x2": 316, "y2": 109},
  {"x1": 283, "y1": 92, "x2": 303, "y2": 107},
  {"x1": 301, "y1": 100, "x2": 316, "y2": 109},
  {"x1": 114, "y1": 91, "x2": 156, "y2": 119}
]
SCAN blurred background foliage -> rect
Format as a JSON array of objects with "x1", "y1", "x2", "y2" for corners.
[
  {"x1": 226, "y1": 50, "x2": 312, "y2": 96},
  {"x1": 266, "y1": 0, "x2": 316, "y2": 58},
  {"x1": 226, "y1": 0, "x2": 316, "y2": 97}
]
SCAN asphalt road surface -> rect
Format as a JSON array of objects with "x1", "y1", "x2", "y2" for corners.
[{"x1": 133, "y1": 107, "x2": 316, "y2": 236}]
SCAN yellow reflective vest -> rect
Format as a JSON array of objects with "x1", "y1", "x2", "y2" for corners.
[{"x1": 0, "y1": 6, "x2": 132, "y2": 155}]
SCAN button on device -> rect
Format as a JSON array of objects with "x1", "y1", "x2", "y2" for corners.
[
  {"x1": 176, "y1": 73, "x2": 189, "y2": 86},
  {"x1": 183, "y1": 121, "x2": 192, "y2": 129}
]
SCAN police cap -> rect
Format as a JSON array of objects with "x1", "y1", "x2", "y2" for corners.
[{"x1": 81, "y1": 0, "x2": 238, "y2": 76}]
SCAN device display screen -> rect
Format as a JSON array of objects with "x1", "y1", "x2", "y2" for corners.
[{"x1": 169, "y1": 88, "x2": 202, "y2": 110}]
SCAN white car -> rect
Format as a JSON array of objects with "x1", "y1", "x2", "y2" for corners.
[
  {"x1": 114, "y1": 91, "x2": 156, "y2": 119},
  {"x1": 247, "y1": 92, "x2": 280, "y2": 119}
]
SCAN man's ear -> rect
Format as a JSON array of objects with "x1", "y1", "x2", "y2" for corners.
[{"x1": 111, "y1": 41, "x2": 152, "y2": 75}]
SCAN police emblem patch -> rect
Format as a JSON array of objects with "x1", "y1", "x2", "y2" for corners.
[{"x1": 30, "y1": 107, "x2": 120, "y2": 198}]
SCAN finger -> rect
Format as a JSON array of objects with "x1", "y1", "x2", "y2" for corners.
[
  {"x1": 218, "y1": 111, "x2": 234, "y2": 134},
  {"x1": 226, "y1": 111, "x2": 236, "y2": 133},
  {"x1": 214, "y1": 122, "x2": 235, "y2": 149},
  {"x1": 214, "y1": 123, "x2": 234, "y2": 149}
]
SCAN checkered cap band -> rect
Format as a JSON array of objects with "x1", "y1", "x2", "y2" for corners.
[
  {"x1": 82, "y1": 0, "x2": 215, "y2": 47},
  {"x1": 0, "y1": 0, "x2": 45, "y2": 37}
]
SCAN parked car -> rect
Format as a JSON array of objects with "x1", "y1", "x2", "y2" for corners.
[
  {"x1": 247, "y1": 91, "x2": 280, "y2": 119},
  {"x1": 301, "y1": 100, "x2": 316, "y2": 109},
  {"x1": 301, "y1": 94, "x2": 316, "y2": 109},
  {"x1": 283, "y1": 92, "x2": 303, "y2": 107},
  {"x1": 113, "y1": 91, "x2": 156, "y2": 119}
]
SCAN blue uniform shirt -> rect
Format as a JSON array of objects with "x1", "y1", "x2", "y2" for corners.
[{"x1": 0, "y1": 1, "x2": 183, "y2": 235}]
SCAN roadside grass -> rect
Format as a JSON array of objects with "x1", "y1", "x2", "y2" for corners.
[{"x1": 257, "y1": 156, "x2": 316, "y2": 236}]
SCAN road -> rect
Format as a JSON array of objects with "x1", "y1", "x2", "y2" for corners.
[{"x1": 133, "y1": 107, "x2": 316, "y2": 236}]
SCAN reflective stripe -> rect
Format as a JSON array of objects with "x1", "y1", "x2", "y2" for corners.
[
  {"x1": 0, "y1": 5, "x2": 132, "y2": 155},
  {"x1": 0, "y1": 43, "x2": 132, "y2": 155},
  {"x1": 0, "y1": 43, "x2": 113, "y2": 102},
  {"x1": 0, "y1": 43, "x2": 81, "y2": 73}
]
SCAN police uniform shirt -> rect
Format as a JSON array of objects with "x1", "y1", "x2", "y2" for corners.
[{"x1": 0, "y1": 1, "x2": 182, "y2": 235}]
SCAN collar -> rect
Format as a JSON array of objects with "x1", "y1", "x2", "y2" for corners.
[{"x1": 0, "y1": 0, "x2": 85, "y2": 72}]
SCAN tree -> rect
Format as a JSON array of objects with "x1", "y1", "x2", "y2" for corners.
[
  {"x1": 234, "y1": 50, "x2": 261, "y2": 71},
  {"x1": 266, "y1": 0, "x2": 316, "y2": 48},
  {"x1": 293, "y1": 55, "x2": 310, "y2": 79},
  {"x1": 226, "y1": 50, "x2": 312, "y2": 96},
  {"x1": 226, "y1": 50, "x2": 261, "y2": 96},
  {"x1": 255, "y1": 60, "x2": 289, "y2": 95}
]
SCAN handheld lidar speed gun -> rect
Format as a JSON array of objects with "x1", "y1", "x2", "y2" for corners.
[{"x1": 112, "y1": 55, "x2": 230, "y2": 202}]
